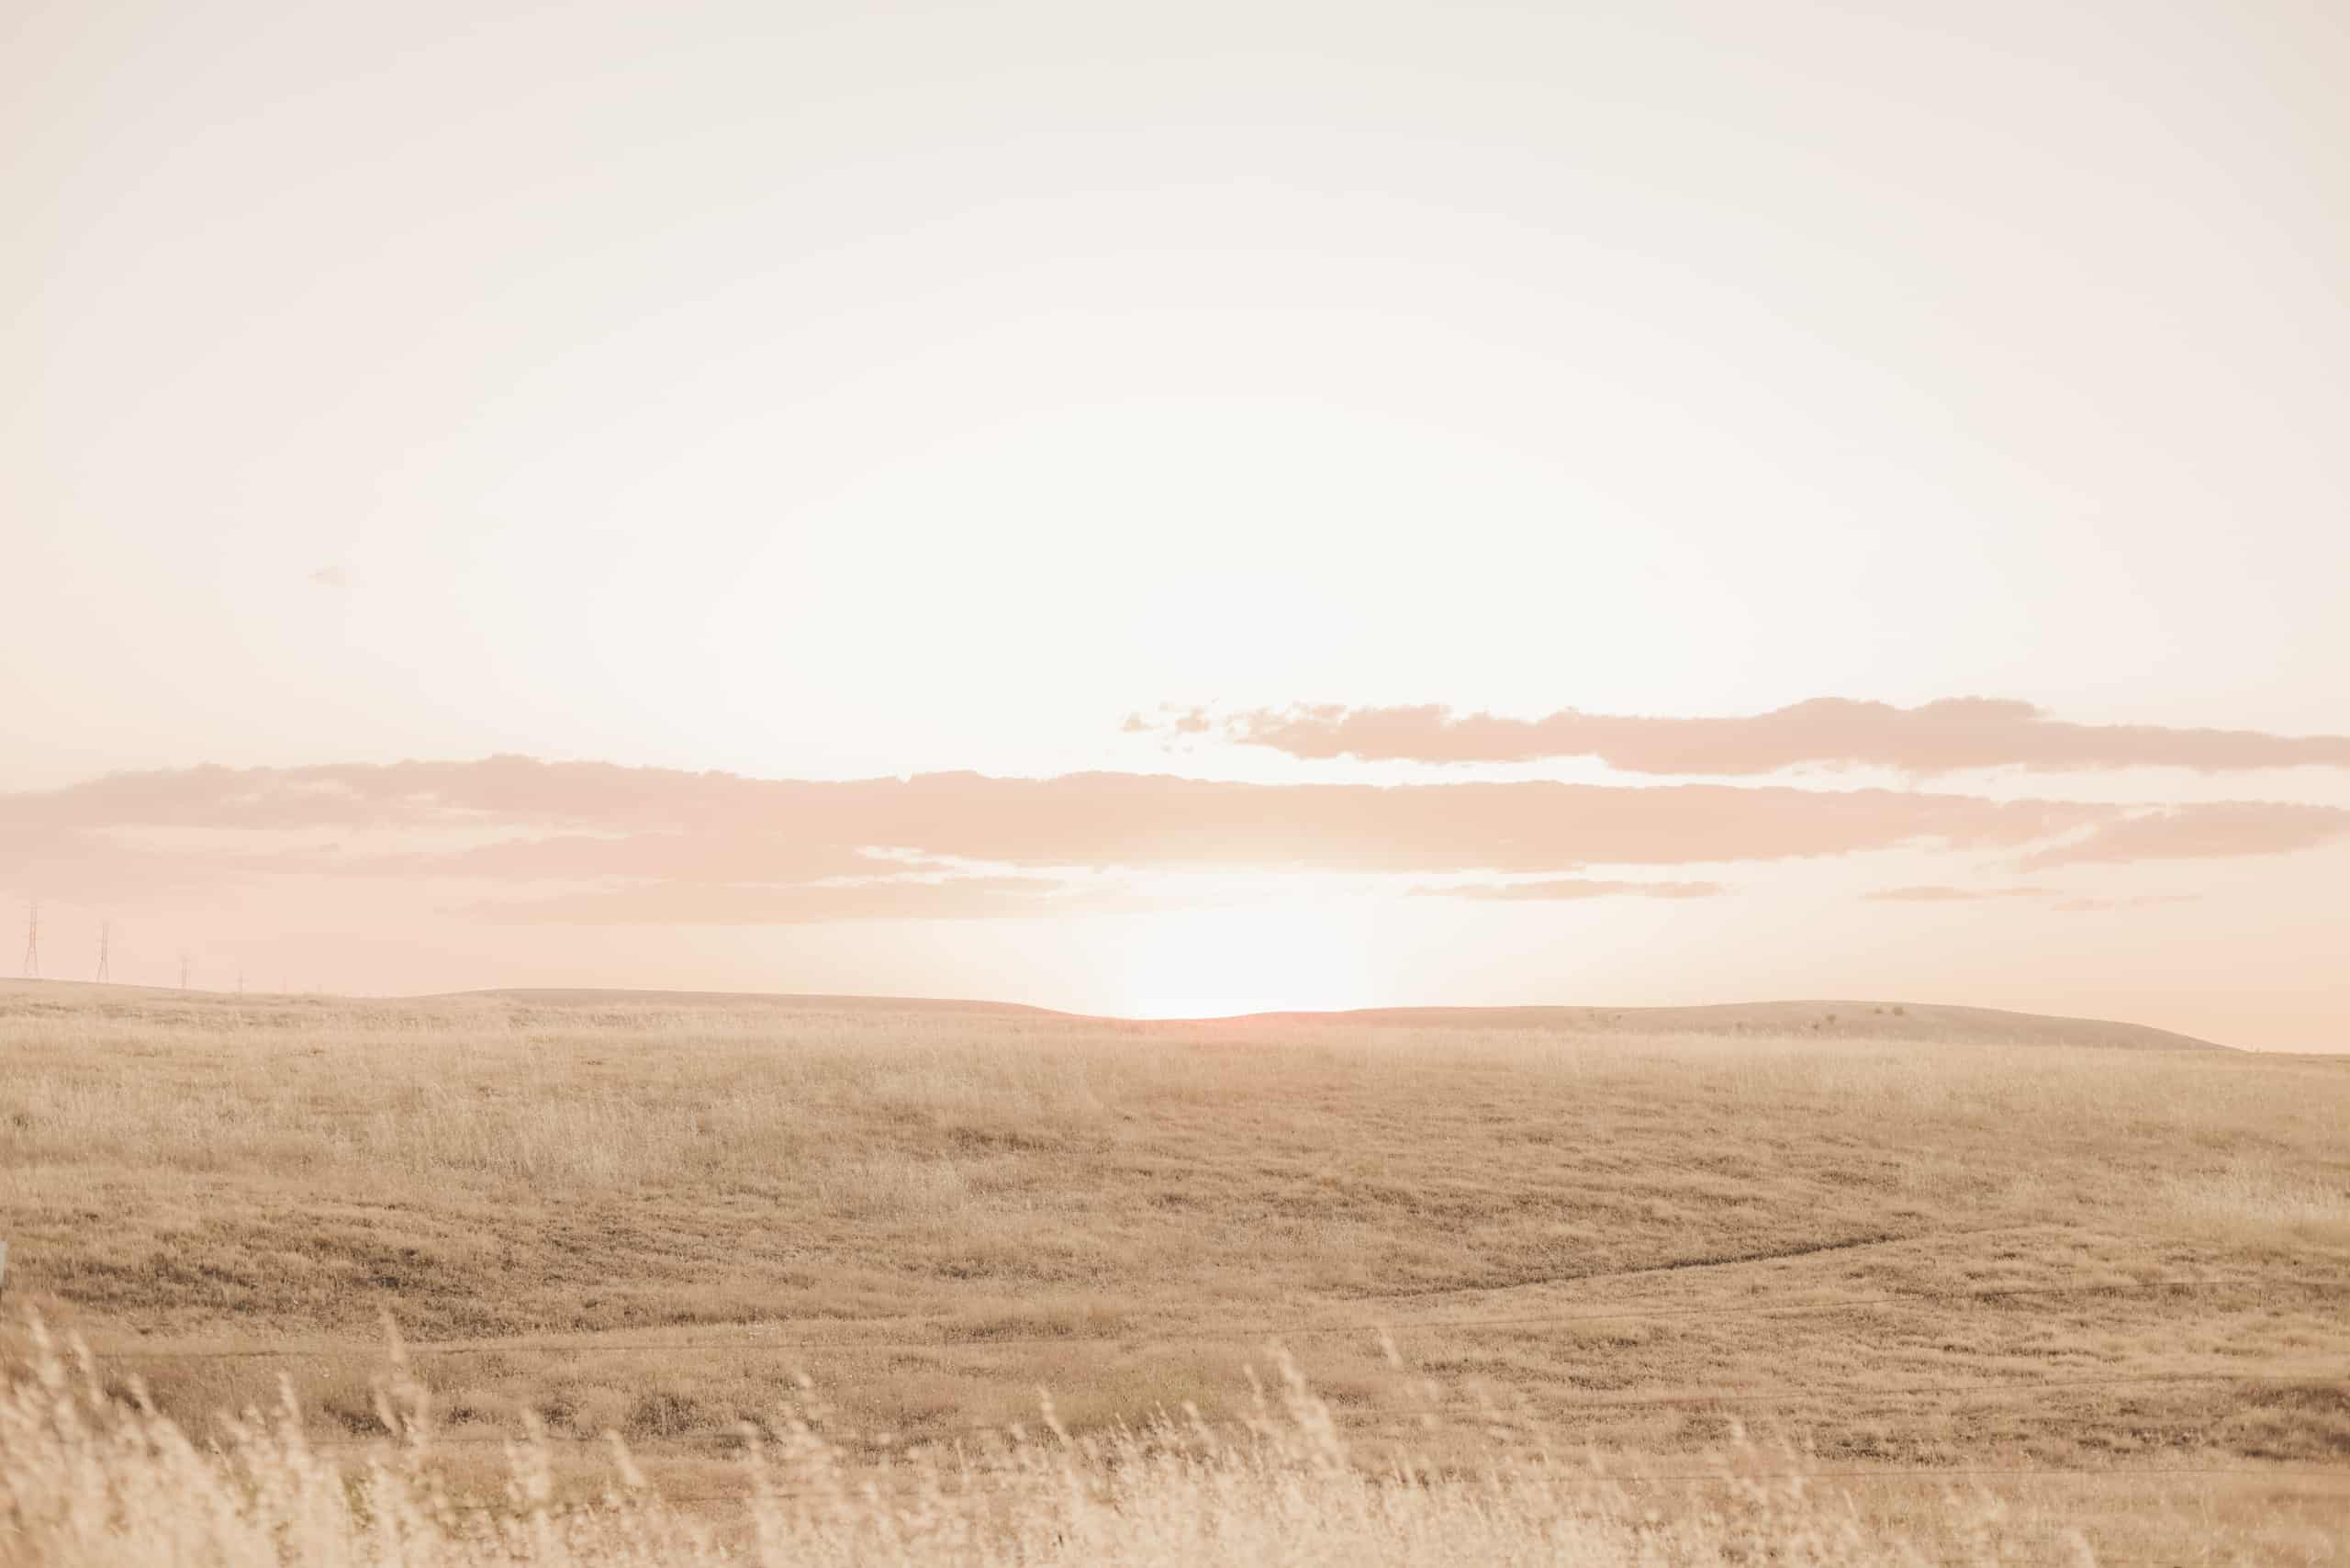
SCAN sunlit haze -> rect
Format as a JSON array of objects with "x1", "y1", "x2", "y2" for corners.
[{"x1": 6, "y1": 0, "x2": 2346, "y2": 1046}]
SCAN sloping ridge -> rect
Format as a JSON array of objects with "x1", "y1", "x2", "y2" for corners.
[
  {"x1": 1234, "y1": 999, "x2": 2229, "y2": 1050},
  {"x1": 455, "y1": 986, "x2": 1064, "y2": 1018},
  {"x1": 0, "y1": 981, "x2": 2229, "y2": 1047},
  {"x1": 443, "y1": 986, "x2": 2225, "y2": 1051}
]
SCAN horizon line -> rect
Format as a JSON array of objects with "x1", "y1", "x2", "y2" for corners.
[{"x1": 0, "y1": 974, "x2": 2245, "y2": 1052}]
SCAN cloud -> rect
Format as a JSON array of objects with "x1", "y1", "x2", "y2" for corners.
[
  {"x1": 1139, "y1": 698, "x2": 2350, "y2": 776},
  {"x1": 308, "y1": 566, "x2": 348, "y2": 589},
  {"x1": 1864, "y1": 884, "x2": 2065, "y2": 902},
  {"x1": 3, "y1": 758, "x2": 2340, "y2": 926},
  {"x1": 2018, "y1": 801, "x2": 2350, "y2": 868},
  {"x1": 1125, "y1": 708, "x2": 1210, "y2": 736},
  {"x1": 2050, "y1": 894, "x2": 2202, "y2": 913},
  {"x1": 475, "y1": 875, "x2": 1114, "y2": 925},
  {"x1": 0, "y1": 826, "x2": 194, "y2": 905},
  {"x1": 365, "y1": 832, "x2": 916, "y2": 884},
  {"x1": 0, "y1": 759, "x2": 2109, "y2": 872},
  {"x1": 1412, "y1": 878, "x2": 1725, "y2": 901}
]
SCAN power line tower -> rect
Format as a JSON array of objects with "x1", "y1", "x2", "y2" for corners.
[
  {"x1": 178, "y1": 949, "x2": 191, "y2": 991},
  {"x1": 19, "y1": 900, "x2": 37, "y2": 979},
  {"x1": 96, "y1": 919, "x2": 112, "y2": 983}
]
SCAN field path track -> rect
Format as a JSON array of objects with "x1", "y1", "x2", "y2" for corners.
[{"x1": 1343, "y1": 1222, "x2": 2038, "y2": 1304}]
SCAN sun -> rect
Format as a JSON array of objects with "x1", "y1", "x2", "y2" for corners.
[{"x1": 1111, "y1": 896, "x2": 1382, "y2": 1019}]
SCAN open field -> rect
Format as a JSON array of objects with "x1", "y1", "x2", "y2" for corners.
[{"x1": 2, "y1": 980, "x2": 2346, "y2": 1563}]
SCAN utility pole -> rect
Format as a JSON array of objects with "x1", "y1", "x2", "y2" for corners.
[
  {"x1": 178, "y1": 949, "x2": 190, "y2": 991},
  {"x1": 19, "y1": 900, "x2": 37, "y2": 979},
  {"x1": 96, "y1": 920, "x2": 111, "y2": 983}
]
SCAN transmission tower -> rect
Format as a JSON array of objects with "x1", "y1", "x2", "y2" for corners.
[
  {"x1": 19, "y1": 901, "x2": 36, "y2": 979},
  {"x1": 178, "y1": 949, "x2": 191, "y2": 991},
  {"x1": 96, "y1": 920, "x2": 112, "y2": 983}
]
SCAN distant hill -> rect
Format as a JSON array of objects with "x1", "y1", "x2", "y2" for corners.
[
  {"x1": 456, "y1": 986, "x2": 1065, "y2": 1017},
  {"x1": 454, "y1": 986, "x2": 2227, "y2": 1051},
  {"x1": 1224, "y1": 999, "x2": 2230, "y2": 1051},
  {"x1": 0, "y1": 980, "x2": 2227, "y2": 1050}
]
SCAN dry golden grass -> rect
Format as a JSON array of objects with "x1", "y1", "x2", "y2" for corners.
[
  {"x1": 27, "y1": 1324, "x2": 2316, "y2": 1568},
  {"x1": 2, "y1": 980, "x2": 2346, "y2": 1562}
]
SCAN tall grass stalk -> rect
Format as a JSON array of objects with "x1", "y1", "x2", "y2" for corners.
[{"x1": 2, "y1": 1325, "x2": 2053, "y2": 1568}]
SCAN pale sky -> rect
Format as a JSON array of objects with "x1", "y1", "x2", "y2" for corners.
[{"x1": 5, "y1": 0, "x2": 2346, "y2": 1045}]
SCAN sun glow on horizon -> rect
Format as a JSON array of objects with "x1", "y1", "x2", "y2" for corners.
[{"x1": 1109, "y1": 900, "x2": 1382, "y2": 1020}]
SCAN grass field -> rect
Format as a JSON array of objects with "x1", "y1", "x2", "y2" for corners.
[{"x1": 2, "y1": 980, "x2": 2345, "y2": 1563}]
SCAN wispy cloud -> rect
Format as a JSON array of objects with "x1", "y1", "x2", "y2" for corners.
[
  {"x1": 2018, "y1": 801, "x2": 2350, "y2": 868},
  {"x1": 3, "y1": 758, "x2": 2341, "y2": 926},
  {"x1": 369, "y1": 833, "x2": 920, "y2": 884},
  {"x1": 1135, "y1": 698, "x2": 2350, "y2": 776},
  {"x1": 1412, "y1": 878, "x2": 1725, "y2": 902},
  {"x1": 0, "y1": 759, "x2": 2110, "y2": 871},
  {"x1": 1864, "y1": 884, "x2": 2065, "y2": 902},
  {"x1": 474, "y1": 875, "x2": 1126, "y2": 925}
]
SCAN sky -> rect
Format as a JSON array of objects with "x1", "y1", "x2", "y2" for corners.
[{"x1": 4, "y1": 0, "x2": 2346, "y2": 1046}]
